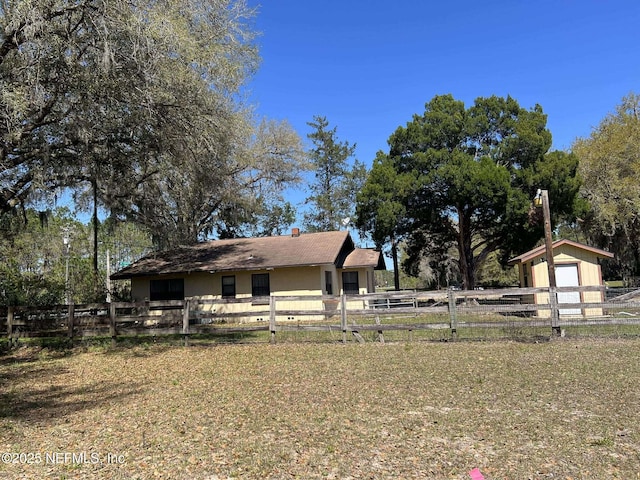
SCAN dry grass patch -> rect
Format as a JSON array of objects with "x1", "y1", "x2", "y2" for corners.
[{"x1": 1, "y1": 339, "x2": 640, "y2": 479}]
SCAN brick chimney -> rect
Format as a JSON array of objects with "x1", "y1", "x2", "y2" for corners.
[{"x1": 291, "y1": 227, "x2": 300, "y2": 237}]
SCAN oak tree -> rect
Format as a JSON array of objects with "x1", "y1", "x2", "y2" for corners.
[
  {"x1": 1, "y1": 0, "x2": 307, "y2": 253},
  {"x1": 574, "y1": 93, "x2": 640, "y2": 277}
]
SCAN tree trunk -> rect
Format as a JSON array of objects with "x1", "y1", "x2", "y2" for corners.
[
  {"x1": 92, "y1": 178, "x2": 99, "y2": 300},
  {"x1": 391, "y1": 232, "x2": 400, "y2": 291},
  {"x1": 457, "y1": 207, "x2": 475, "y2": 290}
]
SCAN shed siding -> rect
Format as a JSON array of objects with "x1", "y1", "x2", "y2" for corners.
[{"x1": 519, "y1": 244, "x2": 606, "y2": 317}]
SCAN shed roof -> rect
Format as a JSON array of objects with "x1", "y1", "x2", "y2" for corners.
[
  {"x1": 508, "y1": 239, "x2": 614, "y2": 266},
  {"x1": 111, "y1": 230, "x2": 385, "y2": 279}
]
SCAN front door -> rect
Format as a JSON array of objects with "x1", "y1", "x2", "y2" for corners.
[{"x1": 556, "y1": 263, "x2": 581, "y2": 315}]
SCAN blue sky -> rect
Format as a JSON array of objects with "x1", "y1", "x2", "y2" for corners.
[{"x1": 245, "y1": 0, "x2": 640, "y2": 220}]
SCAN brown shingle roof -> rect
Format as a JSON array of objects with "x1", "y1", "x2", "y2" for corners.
[
  {"x1": 111, "y1": 231, "x2": 384, "y2": 279},
  {"x1": 343, "y1": 248, "x2": 386, "y2": 270}
]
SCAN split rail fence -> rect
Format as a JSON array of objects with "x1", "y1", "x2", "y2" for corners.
[{"x1": 2, "y1": 286, "x2": 640, "y2": 346}]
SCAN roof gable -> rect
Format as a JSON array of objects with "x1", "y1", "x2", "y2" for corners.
[
  {"x1": 508, "y1": 239, "x2": 614, "y2": 265},
  {"x1": 111, "y1": 230, "x2": 384, "y2": 279}
]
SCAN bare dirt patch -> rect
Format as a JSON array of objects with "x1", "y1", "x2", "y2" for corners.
[{"x1": 1, "y1": 339, "x2": 639, "y2": 479}]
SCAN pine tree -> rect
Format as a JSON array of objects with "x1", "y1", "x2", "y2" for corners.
[{"x1": 303, "y1": 116, "x2": 365, "y2": 232}]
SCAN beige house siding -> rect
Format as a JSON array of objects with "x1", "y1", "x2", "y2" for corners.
[
  {"x1": 130, "y1": 265, "x2": 376, "y2": 322},
  {"x1": 214, "y1": 267, "x2": 326, "y2": 322}
]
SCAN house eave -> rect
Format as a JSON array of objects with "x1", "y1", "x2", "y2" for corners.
[{"x1": 111, "y1": 262, "x2": 338, "y2": 281}]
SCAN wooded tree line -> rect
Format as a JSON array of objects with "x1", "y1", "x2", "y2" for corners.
[
  {"x1": 0, "y1": 207, "x2": 152, "y2": 305},
  {"x1": 1, "y1": 0, "x2": 637, "y2": 303}
]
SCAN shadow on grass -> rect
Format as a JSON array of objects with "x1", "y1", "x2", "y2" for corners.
[
  {"x1": 0, "y1": 343, "x2": 75, "y2": 366},
  {"x1": 0, "y1": 380, "x2": 144, "y2": 421},
  {"x1": 0, "y1": 329, "x2": 266, "y2": 360},
  {"x1": 0, "y1": 356, "x2": 144, "y2": 422}
]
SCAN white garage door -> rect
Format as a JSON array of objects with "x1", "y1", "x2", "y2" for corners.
[{"x1": 556, "y1": 263, "x2": 581, "y2": 315}]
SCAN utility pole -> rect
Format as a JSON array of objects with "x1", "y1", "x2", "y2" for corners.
[{"x1": 536, "y1": 189, "x2": 560, "y2": 336}]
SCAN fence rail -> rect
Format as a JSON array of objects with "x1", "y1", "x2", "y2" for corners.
[{"x1": 2, "y1": 286, "x2": 640, "y2": 346}]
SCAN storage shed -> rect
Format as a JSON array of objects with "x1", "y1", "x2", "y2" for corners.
[{"x1": 508, "y1": 239, "x2": 614, "y2": 317}]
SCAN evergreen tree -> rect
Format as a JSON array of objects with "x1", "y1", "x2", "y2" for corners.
[
  {"x1": 356, "y1": 152, "x2": 411, "y2": 290},
  {"x1": 303, "y1": 116, "x2": 366, "y2": 232},
  {"x1": 375, "y1": 94, "x2": 581, "y2": 290}
]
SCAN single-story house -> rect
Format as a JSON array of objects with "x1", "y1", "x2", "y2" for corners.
[
  {"x1": 110, "y1": 229, "x2": 385, "y2": 322},
  {"x1": 508, "y1": 239, "x2": 614, "y2": 317}
]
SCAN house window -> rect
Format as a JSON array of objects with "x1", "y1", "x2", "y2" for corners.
[
  {"x1": 342, "y1": 271, "x2": 359, "y2": 294},
  {"x1": 150, "y1": 278, "x2": 184, "y2": 301},
  {"x1": 325, "y1": 271, "x2": 333, "y2": 295},
  {"x1": 252, "y1": 273, "x2": 270, "y2": 297},
  {"x1": 222, "y1": 275, "x2": 236, "y2": 298}
]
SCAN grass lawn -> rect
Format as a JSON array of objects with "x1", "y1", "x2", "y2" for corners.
[{"x1": 1, "y1": 338, "x2": 639, "y2": 479}]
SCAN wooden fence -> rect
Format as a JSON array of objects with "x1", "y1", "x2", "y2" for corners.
[{"x1": 2, "y1": 286, "x2": 640, "y2": 346}]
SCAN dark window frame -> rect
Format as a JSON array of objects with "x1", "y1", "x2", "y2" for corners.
[
  {"x1": 251, "y1": 273, "x2": 270, "y2": 297},
  {"x1": 342, "y1": 271, "x2": 359, "y2": 295},
  {"x1": 222, "y1": 275, "x2": 236, "y2": 298},
  {"x1": 150, "y1": 278, "x2": 184, "y2": 301}
]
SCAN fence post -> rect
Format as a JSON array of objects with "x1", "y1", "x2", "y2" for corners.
[
  {"x1": 448, "y1": 289, "x2": 458, "y2": 339},
  {"x1": 340, "y1": 294, "x2": 347, "y2": 344},
  {"x1": 109, "y1": 302, "x2": 117, "y2": 348},
  {"x1": 268, "y1": 295, "x2": 276, "y2": 344},
  {"x1": 67, "y1": 303, "x2": 75, "y2": 342},
  {"x1": 182, "y1": 298, "x2": 190, "y2": 347},
  {"x1": 375, "y1": 314, "x2": 384, "y2": 344},
  {"x1": 7, "y1": 305, "x2": 14, "y2": 347}
]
